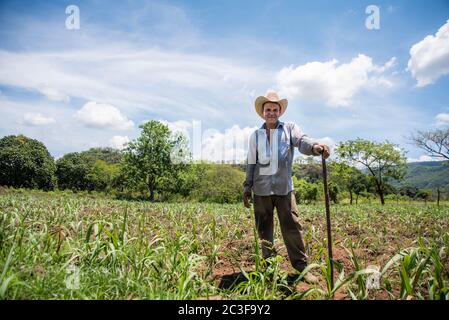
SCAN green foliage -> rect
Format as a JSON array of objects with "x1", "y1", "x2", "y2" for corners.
[
  {"x1": 292, "y1": 177, "x2": 319, "y2": 204},
  {"x1": 86, "y1": 160, "x2": 121, "y2": 192},
  {"x1": 56, "y1": 152, "x2": 90, "y2": 190},
  {"x1": 337, "y1": 139, "x2": 407, "y2": 205},
  {"x1": 191, "y1": 163, "x2": 245, "y2": 203},
  {"x1": 79, "y1": 147, "x2": 123, "y2": 164},
  {"x1": 0, "y1": 135, "x2": 56, "y2": 190},
  {"x1": 381, "y1": 238, "x2": 449, "y2": 300},
  {"x1": 121, "y1": 120, "x2": 190, "y2": 201},
  {"x1": 56, "y1": 148, "x2": 122, "y2": 191},
  {"x1": 398, "y1": 161, "x2": 449, "y2": 189},
  {"x1": 415, "y1": 189, "x2": 432, "y2": 201},
  {"x1": 328, "y1": 182, "x2": 340, "y2": 204},
  {"x1": 292, "y1": 162, "x2": 322, "y2": 183},
  {"x1": 2, "y1": 130, "x2": 446, "y2": 206},
  {"x1": 398, "y1": 184, "x2": 420, "y2": 198},
  {"x1": 328, "y1": 161, "x2": 370, "y2": 204}
]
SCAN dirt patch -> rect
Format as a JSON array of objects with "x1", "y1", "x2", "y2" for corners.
[
  {"x1": 332, "y1": 246, "x2": 355, "y2": 271},
  {"x1": 213, "y1": 259, "x2": 254, "y2": 280},
  {"x1": 333, "y1": 291, "x2": 348, "y2": 300},
  {"x1": 295, "y1": 282, "x2": 311, "y2": 292}
]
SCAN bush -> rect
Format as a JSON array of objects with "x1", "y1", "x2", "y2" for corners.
[
  {"x1": 191, "y1": 163, "x2": 245, "y2": 203},
  {"x1": 56, "y1": 149, "x2": 122, "y2": 191},
  {"x1": 0, "y1": 135, "x2": 56, "y2": 190},
  {"x1": 293, "y1": 177, "x2": 320, "y2": 204}
]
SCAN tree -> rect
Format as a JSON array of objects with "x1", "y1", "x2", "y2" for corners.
[
  {"x1": 329, "y1": 161, "x2": 368, "y2": 205},
  {"x1": 416, "y1": 189, "x2": 432, "y2": 203},
  {"x1": 352, "y1": 177, "x2": 368, "y2": 204},
  {"x1": 56, "y1": 152, "x2": 90, "y2": 190},
  {"x1": 86, "y1": 160, "x2": 120, "y2": 191},
  {"x1": 292, "y1": 161, "x2": 322, "y2": 183},
  {"x1": 81, "y1": 147, "x2": 123, "y2": 164},
  {"x1": 293, "y1": 177, "x2": 319, "y2": 204},
  {"x1": 0, "y1": 135, "x2": 56, "y2": 190},
  {"x1": 337, "y1": 139, "x2": 407, "y2": 205},
  {"x1": 408, "y1": 128, "x2": 449, "y2": 160},
  {"x1": 328, "y1": 182, "x2": 339, "y2": 204},
  {"x1": 191, "y1": 163, "x2": 245, "y2": 203},
  {"x1": 56, "y1": 148, "x2": 123, "y2": 191},
  {"x1": 122, "y1": 120, "x2": 190, "y2": 201},
  {"x1": 398, "y1": 184, "x2": 419, "y2": 198}
]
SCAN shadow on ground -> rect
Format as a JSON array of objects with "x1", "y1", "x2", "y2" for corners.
[
  {"x1": 217, "y1": 272, "x2": 248, "y2": 290},
  {"x1": 217, "y1": 272, "x2": 305, "y2": 296}
]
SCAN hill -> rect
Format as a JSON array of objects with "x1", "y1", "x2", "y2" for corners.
[{"x1": 399, "y1": 161, "x2": 449, "y2": 189}]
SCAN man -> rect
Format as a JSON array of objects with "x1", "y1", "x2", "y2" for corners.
[{"x1": 243, "y1": 91, "x2": 330, "y2": 283}]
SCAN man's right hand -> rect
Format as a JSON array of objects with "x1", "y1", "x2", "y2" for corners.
[{"x1": 243, "y1": 191, "x2": 252, "y2": 208}]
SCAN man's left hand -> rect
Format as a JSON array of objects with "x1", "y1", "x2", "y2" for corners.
[{"x1": 313, "y1": 144, "x2": 330, "y2": 159}]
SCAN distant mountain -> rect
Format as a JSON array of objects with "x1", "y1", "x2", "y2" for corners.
[{"x1": 398, "y1": 161, "x2": 449, "y2": 189}]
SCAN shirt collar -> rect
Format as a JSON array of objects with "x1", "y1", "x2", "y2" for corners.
[{"x1": 260, "y1": 120, "x2": 284, "y2": 129}]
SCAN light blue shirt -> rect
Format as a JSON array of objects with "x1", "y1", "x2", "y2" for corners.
[{"x1": 243, "y1": 120, "x2": 319, "y2": 196}]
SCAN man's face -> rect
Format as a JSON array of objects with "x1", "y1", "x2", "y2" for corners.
[{"x1": 263, "y1": 102, "x2": 281, "y2": 126}]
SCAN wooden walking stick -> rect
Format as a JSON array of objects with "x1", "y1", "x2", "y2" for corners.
[{"x1": 320, "y1": 149, "x2": 334, "y2": 290}]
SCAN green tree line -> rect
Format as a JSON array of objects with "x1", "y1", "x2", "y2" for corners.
[{"x1": 1, "y1": 120, "x2": 448, "y2": 204}]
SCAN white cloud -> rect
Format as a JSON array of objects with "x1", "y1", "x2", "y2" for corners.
[
  {"x1": 373, "y1": 57, "x2": 397, "y2": 73},
  {"x1": 159, "y1": 119, "x2": 193, "y2": 137},
  {"x1": 408, "y1": 19, "x2": 449, "y2": 87},
  {"x1": 20, "y1": 112, "x2": 55, "y2": 126},
  {"x1": 276, "y1": 54, "x2": 396, "y2": 107},
  {"x1": 196, "y1": 125, "x2": 334, "y2": 163},
  {"x1": 315, "y1": 136, "x2": 336, "y2": 151},
  {"x1": 159, "y1": 120, "x2": 257, "y2": 163},
  {"x1": 293, "y1": 136, "x2": 336, "y2": 162},
  {"x1": 0, "y1": 96, "x2": 138, "y2": 157},
  {"x1": 157, "y1": 120, "x2": 259, "y2": 163},
  {"x1": 435, "y1": 113, "x2": 449, "y2": 126},
  {"x1": 407, "y1": 155, "x2": 434, "y2": 163},
  {"x1": 155, "y1": 120, "x2": 337, "y2": 164},
  {"x1": 201, "y1": 124, "x2": 257, "y2": 163},
  {"x1": 155, "y1": 120, "x2": 260, "y2": 163},
  {"x1": 74, "y1": 101, "x2": 134, "y2": 130},
  {"x1": 109, "y1": 135, "x2": 130, "y2": 150}
]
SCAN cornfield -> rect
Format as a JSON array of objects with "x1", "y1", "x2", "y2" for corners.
[{"x1": 1, "y1": 189, "x2": 448, "y2": 300}]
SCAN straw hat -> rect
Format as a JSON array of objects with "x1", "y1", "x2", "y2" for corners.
[{"x1": 254, "y1": 91, "x2": 288, "y2": 119}]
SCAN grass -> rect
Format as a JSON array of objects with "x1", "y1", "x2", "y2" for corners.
[{"x1": 0, "y1": 189, "x2": 448, "y2": 300}]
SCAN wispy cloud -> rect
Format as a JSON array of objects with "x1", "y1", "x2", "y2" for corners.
[
  {"x1": 38, "y1": 85, "x2": 70, "y2": 102},
  {"x1": 19, "y1": 112, "x2": 55, "y2": 126},
  {"x1": 407, "y1": 155, "x2": 434, "y2": 163},
  {"x1": 0, "y1": 48, "x2": 269, "y2": 124}
]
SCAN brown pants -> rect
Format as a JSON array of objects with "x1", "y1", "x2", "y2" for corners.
[{"x1": 253, "y1": 191, "x2": 308, "y2": 272}]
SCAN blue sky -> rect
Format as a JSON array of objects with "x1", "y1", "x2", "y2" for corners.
[{"x1": 0, "y1": 0, "x2": 448, "y2": 162}]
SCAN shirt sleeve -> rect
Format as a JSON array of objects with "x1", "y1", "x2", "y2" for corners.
[
  {"x1": 243, "y1": 131, "x2": 256, "y2": 193},
  {"x1": 290, "y1": 122, "x2": 320, "y2": 156}
]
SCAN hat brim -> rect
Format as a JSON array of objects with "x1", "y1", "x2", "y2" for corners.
[{"x1": 255, "y1": 96, "x2": 288, "y2": 119}]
